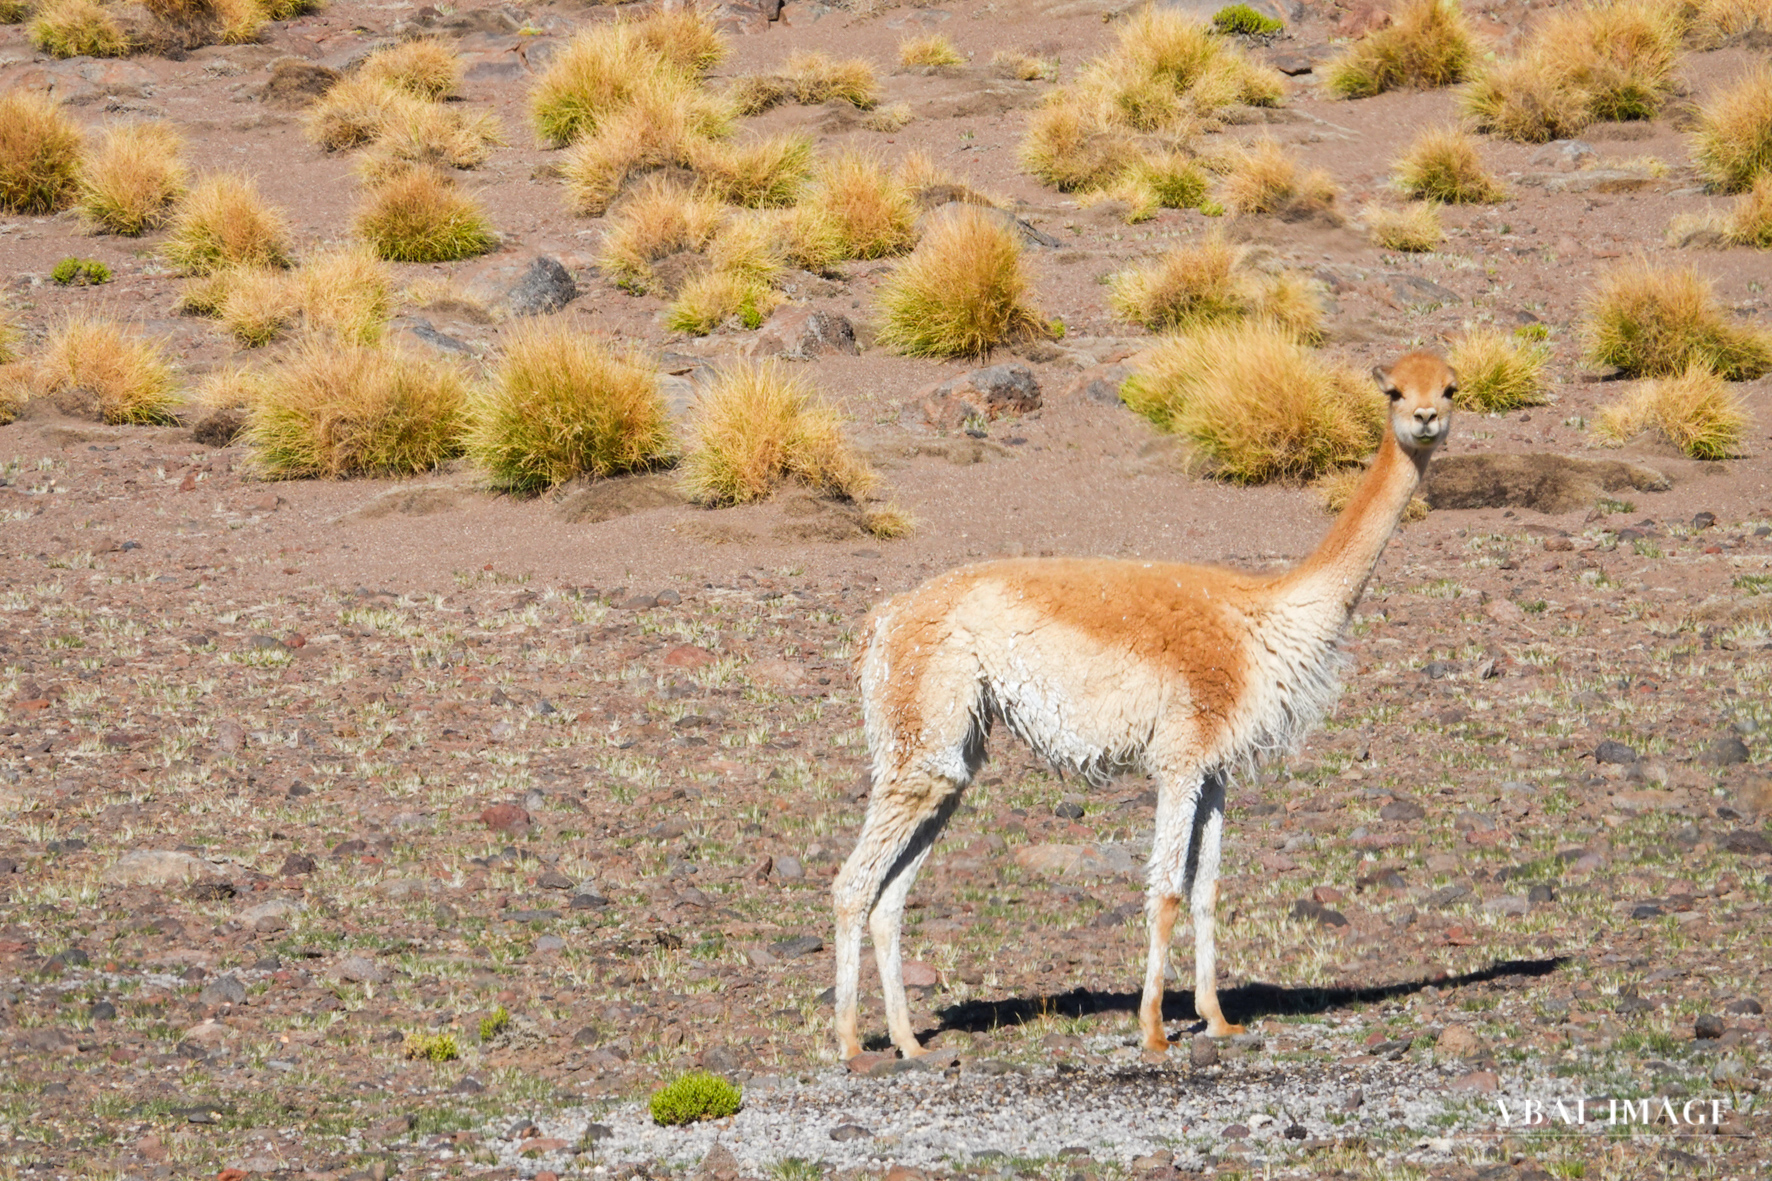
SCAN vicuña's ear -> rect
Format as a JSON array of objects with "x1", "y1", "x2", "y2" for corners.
[{"x1": 1371, "y1": 365, "x2": 1397, "y2": 394}]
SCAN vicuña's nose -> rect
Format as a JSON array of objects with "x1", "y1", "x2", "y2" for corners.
[{"x1": 1414, "y1": 407, "x2": 1438, "y2": 425}]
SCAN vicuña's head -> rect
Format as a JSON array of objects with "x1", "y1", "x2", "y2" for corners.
[{"x1": 1372, "y1": 351, "x2": 1455, "y2": 464}]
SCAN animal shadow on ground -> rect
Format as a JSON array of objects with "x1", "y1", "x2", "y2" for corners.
[{"x1": 881, "y1": 956, "x2": 1568, "y2": 1051}]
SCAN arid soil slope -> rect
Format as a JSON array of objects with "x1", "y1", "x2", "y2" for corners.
[{"x1": 3, "y1": 0, "x2": 1772, "y2": 1179}]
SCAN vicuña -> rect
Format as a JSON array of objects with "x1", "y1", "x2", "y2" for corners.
[{"x1": 833, "y1": 351, "x2": 1456, "y2": 1059}]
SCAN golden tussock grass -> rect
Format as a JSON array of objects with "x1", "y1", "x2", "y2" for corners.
[
  {"x1": 1582, "y1": 262, "x2": 1772, "y2": 379},
  {"x1": 1594, "y1": 363, "x2": 1751, "y2": 458},
  {"x1": 597, "y1": 177, "x2": 722, "y2": 293},
  {"x1": 1121, "y1": 320, "x2": 1383, "y2": 483},
  {"x1": 245, "y1": 341, "x2": 467, "y2": 478},
  {"x1": 875, "y1": 204, "x2": 1046, "y2": 359},
  {"x1": 289, "y1": 247, "x2": 392, "y2": 344},
  {"x1": 355, "y1": 167, "x2": 497, "y2": 263},
  {"x1": 0, "y1": 0, "x2": 31, "y2": 23},
  {"x1": 665, "y1": 213, "x2": 785, "y2": 335},
  {"x1": 1109, "y1": 231, "x2": 1322, "y2": 339},
  {"x1": 33, "y1": 316, "x2": 179, "y2": 424},
  {"x1": 1317, "y1": 466, "x2": 1430, "y2": 520},
  {"x1": 1682, "y1": 0, "x2": 1772, "y2": 45},
  {"x1": 0, "y1": 312, "x2": 18, "y2": 365},
  {"x1": 1690, "y1": 62, "x2": 1772, "y2": 193},
  {"x1": 804, "y1": 150, "x2": 917, "y2": 261},
  {"x1": 359, "y1": 39, "x2": 462, "y2": 100},
  {"x1": 899, "y1": 33, "x2": 963, "y2": 68},
  {"x1": 365, "y1": 101, "x2": 503, "y2": 172},
  {"x1": 1218, "y1": 138, "x2": 1339, "y2": 219},
  {"x1": 556, "y1": 81, "x2": 728, "y2": 216},
  {"x1": 679, "y1": 361, "x2": 877, "y2": 505},
  {"x1": 0, "y1": 365, "x2": 27, "y2": 425},
  {"x1": 857, "y1": 501, "x2": 917, "y2": 540},
  {"x1": 690, "y1": 132, "x2": 813, "y2": 208},
  {"x1": 1447, "y1": 327, "x2": 1551, "y2": 412},
  {"x1": 0, "y1": 90, "x2": 84, "y2": 215},
  {"x1": 29, "y1": 0, "x2": 128, "y2": 58},
  {"x1": 78, "y1": 121, "x2": 187, "y2": 235},
  {"x1": 162, "y1": 172, "x2": 292, "y2": 275},
  {"x1": 1366, "y1": 202, "x2": 1443, "y2": 252},
  {"x1": 219, "y1": 266, "x2": 295, "y2": 346},
  {"x1": 862, "y1": 103, "x2": 914, "y2": 132},
  {"x1": 784, "y1": 51, "x2": 879, "y2": 108},
  {"x1": 466, "y1": 324, "x2": 671, "y2": 492},
  {"x1": 529, "y1": 23, "x2": 726, "y2": 148},
  {"x1": 631, "y1": 4, "x2": 728, "y2": 74},
  {"x1": 305, "y1": 76, "x2": 417, "y2": 151},
  {"x1": 1325, "y1": 0, "x2": 1477, "y2": 98},
  {"x1": 1720, "y1": 172, "x2": 1772, "y2": 245},
  {"x1": 1392, "y1": 126, "x2": 1506, "y2": 203},
  {"x1": 1463, "y1": 0, "x2": 1683, "y2": 142},
  {"x1": 1020, "y1": 96, "x2": 1144, "y2": 192},
  {"x1": 991, "y1": 50, "x2": 1056, "y2": 82}
]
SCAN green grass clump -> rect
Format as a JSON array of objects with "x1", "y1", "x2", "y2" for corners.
[
  {"x1": 51, "y1": 256, "x2": 110, "y2": 285},
  {"x1": 1595, "y1": 363, "x2": 1751, "y2": 459},
  {"x1": 1447, "y1": 327, "x2": 1549, "y2": 412},
  {"x1": 0, "y1": 89, "x2": 84, "y2": 215},
  {"x1": 1582, "y1": 263, "x2": 1772, "y2": 380},
  {"x1": 1690, "y1": 62, "x2": 1772, "y2": 194},
  {"x1": 1213, "y1": 4, "x2": 1281, "y2": 35},
  {"x1": 648, "y1": 1072, "x2": 743, "y2": 1127},
  {"x1": 479, "y1": 1006, "x2": 511, "y2": 1042},
  {"x1": 1325, "y1": 0, "x2": 1474, "y2": 99},
  {"x1": 245, "y1": 342, "x2": 467, "y2": 479},
  {"x1": 355, "y1": 168, "x2": 497, "y2": 263},
  {"x1": 1121, "y1": 320, "x2": 1383, "y2": 483},
  {"x1": 875, "y1": 205, "x2": 1045, "y2": 359},
  {"x1": 680, "y1": 362, "x2": 876, "y2": 506},
  {"x1": 467, "y1": 325, "x2": 672, "y2": 493},
  {"x1": 402, "y1": 1031, "x2": 459, "y2": 1062}
]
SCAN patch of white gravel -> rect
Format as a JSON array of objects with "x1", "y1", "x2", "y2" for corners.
[{"x1": 489, "y1": 1050, "x2": 1519, "y2": 1177}]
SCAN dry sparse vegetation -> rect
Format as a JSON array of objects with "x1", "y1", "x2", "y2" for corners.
[
  {"x1": 1463, "y1": 0, "x2": 1683, "y2": 142},
  {"x1": 899, "y1": 34, "x2": 964, "y2": 68},
  {"x1": 1218, "y1": 137, "x2": 1339, "y2": 220},
  {"x1": 1720, "y1": 172, "x2": 1772, "y2": 246},
  {"x1": 1582, "y1": 262, "x2": 1772, "y2": 379},
  {"x1": 1121, "y1": 320, "x2": 1383, "y2": 483},
  {"x1": 355, "y1": 168, "x2": 497, "y2": 263},
  {"x1": 665, "y1": 213, "x2": 783, "y2": 336},
  {"x1": 530, "y1": 21, "x2": 730, "y2": 150},
  {"x1": 467, "y1": 325, "x2": 671, "y2": 493},
  {"x1": 1317, "y1": 466, "x2": 1430, "y2": 520},
  {"x1": 1392, "y1": 126, "x2": 1506, "y2": 203},
  {"x1": 598, "y1": 178, "x2": 722, "y2": 293},
  {"x1": 1682, "y1": 0, "x2": 1772, "y2": 45},
  {"x1": 33, "y1": 316, "x2": 178, "y2": 424},
  {"x1": 1595, "y1": 362, "x2": 1751, "y2": 458},
  {"x1": 1690, "y1": 62, "x2": 1772, "y2": 193},
  {"x1": 690, "y1": 133, "x2": 813, "y2": 208},
  {"x1": 876, "y1": 205, "x2": 1046, "y2": 359},
  {"x1": 784, "y1": 51, "x2": 880, "y2": 109},
  {"x1": 78, "y1": 121, "x2": 187, "y2": 235},
  {"x1": 29, "y1": 0, "x2": 129, "y2": 58},
  {"x1": 1367, "y1": 203, "x2": 1443, "y2": 252},
  {"x1": 359, "y1": 39, "x2": 462, "y2": 100},
  {"x1": 1325, "y1": 0, "x2": 1477, "y2": 99},
  {"x1": 162, "y1": 173, "x2": 292, "y2": 275},
  {"x1": 0, "y1": 90, "x2": 84, "y2": 215},
  {"x1": 219, "y1": 266, "x2": 296, "y2": 347},
  {"x1": 290, "y1": 247, "x2": 392, "y2": 345},
  {"x1": 680, "y1": 362, "x2": 876, "y2": 505},
  {"x1": 1447, "y1": 327, "x2": 1551, "y2": 412},
  {"x1": 991, "y1": 50, "x2": 1056, "y2": 82},
  {"x1": 246, "y1": 342, "x2": 467, "y2": 478},
  {"x1": 802, "y1": 150, "x2": 918, "y2": 261},
  {"x1": 1109, "y1": 232, "x2": 1322, "y2": 339}
]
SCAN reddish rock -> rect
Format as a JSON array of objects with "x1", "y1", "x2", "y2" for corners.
[
  {"x1": 913, "y1": 363, "x2": 1042, "y2": 430},
  {"x1": 845, "y1": 1050, "x2": 896, "y2": 1074},
  {"x1": 1450, "y1": 1069, "x2": 1500, "y2": 1093},
  {"x1": 1312, "y1": 886, "x2": 1346, "y2": 905},
  {"x1": 480, "y1": 803, "x2": 531, "y2": 835},
  {"x1": 902, "y1": 960, "x2": 939, "y2": 987},
  {"x1": 664, "y1": 644, "x2": 716, "y2": 670}
]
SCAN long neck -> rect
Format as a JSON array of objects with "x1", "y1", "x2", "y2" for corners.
[{"x1": 1278, "y1": 431, "x2": 1426, "y2": 617}]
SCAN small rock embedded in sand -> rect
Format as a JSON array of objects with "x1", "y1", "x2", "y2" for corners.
[
  {"x1": 103, "y1": 850, "x2": 211, "y2": 887},
  {"x1": 480, "y1": 803, "x2": 531, "y2": 835}
]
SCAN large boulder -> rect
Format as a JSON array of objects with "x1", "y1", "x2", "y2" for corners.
[{"x1": 912, "y1": 363, "x2": 1041, "y2": 430}]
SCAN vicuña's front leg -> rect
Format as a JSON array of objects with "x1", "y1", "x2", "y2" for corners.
[
  {"x1": 1190, "y1": 773, "x2": 1243, "y2": 1038},
  {"x1": 1138, "y1": 772, "x2": 1204, "y2": 1051}
]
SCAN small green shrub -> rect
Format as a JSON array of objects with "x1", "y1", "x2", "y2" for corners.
[
  {"x1": 51, "y1": 257, "x2": 111, "y2": 285},
  {"x1": 479, "y1": 1005, "x2": 510, "y2": 1042},
  {"x1": 649, "y1": 1071, "x2": 742, "y2": 1126},
  {"x1": 403, "y1": 1031, "x2": 459, "y2": 1062},
  {"x1": 1212, "y1": 4, "x2": 1281, "y2": 35}
]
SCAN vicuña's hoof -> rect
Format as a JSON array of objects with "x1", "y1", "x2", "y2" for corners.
[
  {"x1": 1206, "y1": 1021, "x2": 1246, "y2": 1038},
  {"x1": 1140, "y1": 1036, "x2": 1172, "y2": 1054}
]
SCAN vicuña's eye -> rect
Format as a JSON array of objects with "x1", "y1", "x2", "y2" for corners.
[{"x1": 1387, "y1": 389, "x2": 1403, "y2": 401}]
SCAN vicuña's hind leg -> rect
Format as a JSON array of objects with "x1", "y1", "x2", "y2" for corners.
[
  {"x1": 1188, "y1": 772, "x2": 1243, "y2": 1038},
  {"x1": 833, "y1": 768, "x2": 964, "y2": 1060},
  {"x1": 1138, "y1": 769, "x2": 1204, "y2": 1052}
]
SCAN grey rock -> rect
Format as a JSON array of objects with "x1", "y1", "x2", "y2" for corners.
[
  {"x1": 1695, "y1": 1013, "x2": 1725, "y2": 1039},
  {"x1": 774, "y1": 856, "x2": 804, "y2": 880},
  {"x1": 1380, "y1": 799, "x2": 1425, "y2": 822},
  {"x1": 405, "y1": 318, "x2": 474, "y2": 355},
  {"x1": 1190, "y1": 1035, "x2": 1220, "y2": 1067},
  {"x1": 829, "y1": 1124, "x2": 872, "y2": 1141},
  {"x1": 1530, "y1": 140, "x2": 1597, "y2": 171},
  {"x1": 1383, "y1": 274, "x2": 1460, "y2": 307},
  {"x1": 770, "y1": 934, "x2": 824, "y2": 958},
  {"x1": 915, "y1": 363, "x2": 1042, "y2": 430},
  {"x1": 1595, "y1": 740, "x2": 1639, "y2": 764},
  {"x1": 199, "y1": 974, "x2": 246, "y2": 1006},
  {"x1": 754, "y1": 308, "x2": 858, "y2": 360},
  {"x1": 1700, "y1": 736, "x2": 1751, "y2": 767},
  {"x1": 504, "y1": 257, "x2": 578, "y2": 316},
  {"x1": 336, "y1": 955, "x2": 387, "y2": 984}
]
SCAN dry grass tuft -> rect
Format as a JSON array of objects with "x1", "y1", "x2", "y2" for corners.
[
  {"x1": 1317, "y1": 466, "x2": 1430, "y2": 520},
  {"x1": 1366, "y1": 203, "x2": 1443, "y2": 252},
  {"x1": 690, "y1": 133, "x2": 813, "y2": 208},
  {"x1": 366, "y1": 101, "x2": 503, "y2": 172},
  {"x1": 0, "y1": 0, "x2": 30, "y2": 23},
  {"x1": 858, "y1": 501, "x2": 917, "y2": 539},
  {"x1": 1325, "y1": 0, "x2": 1477, "y2": 98},
  {"x1": 1447, "y1": 327, "x2": 1550, "y2": 412},
  {"x1": 1684, "y1": 0, "x2": 1772, "y2": 45},
  {"x1": 359, "y1": 39, "x2": 462, "y2": 100},
  {"x1": 530, "y1": 22, "x2": 727, "y2": 149},
  {"x1": 1582, "y1": 262, "x2": 1772, "y2": 379},
  {"x1": 219, "y1": 266, "x2": 296, "y2": 346},
  {"x1": 632, "y1": 4, "x2": 728, "y2": 74},
  {"x1": 1720, "y1": 172, "x2": 1772, "y2": 246},
  {"x1": 1109, "y1": 232, "x2": 1322, "y2": 339},
  {"x1": 466, "y1": 324, "x2": 671, "y2": 492},
  {"x1": 33, "y1": 316, "x2": 178, "y2": 424},
  {"x1": 598, "y1": 178, "x2": 722, "y2": 293},
  {"x1": 1020, "y1": 97, "x2": 1145, "y2": 192},
  {"x1": 862, "y1": 103, "x2": 914, "y2": 133},
  {"x1": 245, "y1": 341, "x2": 467, "y2": 478},
  {"x1": 875, "y1": 205, "x2": 1046, "y2": 359},
  {"x1": 783, "y1": 51, "x2": 879, "y2": 109},
  {"x1": 355, "y1": 167, "x2": 497, "y2": 263},
  {"x1": 305, "y1": 76, "x2": 418, "y2": 151},
  {"x1": 804, "y1": 150, "x2": 918, "y2": 261},
  {"x1": 899, "y1": 34, "x2": 964, "y2": 68},
  {"x1": 679, "y1": 361, "x2": 876, "y2": 505},
  {"x1": 1392, "y1": 126, "x2": 1506, "y2": 203},
  {"x1": 162, "y1": 173, "x2": 292, "y2": 275},
  {"x1": 665, "y1": 213, "x2": 783, "y2": 335},
  {"x1": 290, "y1": 247, "x2": 392, "y2": 344},
  {"x1": 991, "y1": 50, "x2": 1056, "y2": 81},
  {"x1": 29, "y1": 0, "x2": 129, "y2": 58},
  {"x1": 556, "y1": 82, "x2": 726, "y2": 216},
  {"x1": 1595, "y1": 363, "x2": 1751, "y2": 458},
  {"x1": 1690, "y1": 62, "x2": 1772, "y2": 193},
  {"x1": 78, "y1": 121, "x2": 187, "y2": 235},
  {"x1": 1463, "y1": 0, "x2": 1683, "y2": 142},
  {"x1": 1121, "y1": 320, "x2": 1383, "y2": 483},
  {"x1": 0, "y1": 90, "x2": 84, "y2": 215},
  {"x1": 1218, "y1": 137, "x2": 1339, "y2": 220}
]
